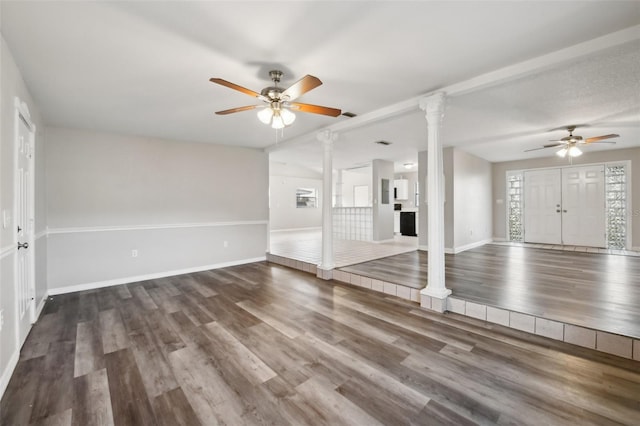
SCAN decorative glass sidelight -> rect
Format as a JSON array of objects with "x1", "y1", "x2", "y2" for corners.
[
  {"x1": 605, "y1": 164, "x2": 627, "y2": 249},
  {"x1": 507, "y1": 172, "x2": 524, "y2": 242}
]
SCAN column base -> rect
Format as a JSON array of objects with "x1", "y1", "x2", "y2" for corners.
[
  {"x1": 316, "y1": 267, "x2": 333, "y2": 280},
  {"x1": 420, "y1": 287, "x2": 452, "y2": 313}
]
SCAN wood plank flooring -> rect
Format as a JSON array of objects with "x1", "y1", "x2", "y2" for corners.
[
  {"x1": 2, "y1": 261, "x2": 640, "y2": 425},
  {"x1": 340, "y1": 244, "x2": 640, "y2": 338}
]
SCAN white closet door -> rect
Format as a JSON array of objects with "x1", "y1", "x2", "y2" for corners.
[
  {"x1": 524, "y1": 169, "x2": 562, "y2": 244},
  {"x1": 561, "y1": 165, "x2": 605, "y2": 247}
]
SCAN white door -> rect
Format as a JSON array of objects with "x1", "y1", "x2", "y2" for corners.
[
  {"x1": 15, "y1": 102, "x2": 36, "y2": 348},
  {"x1": 562, "y1": 165, "x2": 606, "y2": 247},
  {"x1": 524, "y1": 169, "x2": 562, "y2": 244}
]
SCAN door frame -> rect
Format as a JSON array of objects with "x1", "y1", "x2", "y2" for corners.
[
  {"x1": 505, "y1": 160, "x2": 633, "y2": 249},
  {"x1": 13, "y1": 96, "x2": 36, "y2": 348}
]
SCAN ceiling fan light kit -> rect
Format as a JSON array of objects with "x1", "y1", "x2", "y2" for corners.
[
  {"x1": 526, "y1": 125, "x2": 618, "y2": 159},
  {"x1": 210, "y1": 69, "x2": 341, "y2": 130}
]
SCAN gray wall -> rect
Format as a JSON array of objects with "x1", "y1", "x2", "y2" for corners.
[
  {"x1": 0, "y1": 36, "x2": 47, "y2": 396},
  {"x1": 46, "y1": 127, "x2": 269, "y2": 291},
  {"x1": 393, "y1": 171, "x2": 419, "y2": 209},
  {"x1": 372, "y1": 159, "x2": 395, "y2": 241},
  {"x1": 492, "y1": 147, "x2": 640, "y2": 248},
  {"x1": 419, "y1": 148, "x2": 492, "y2": 252},
  {"x1": 269, "y1": 175, "x2": 322, "y2": 231},
  {"x1": 452, "y1": 149, "x2": 493, "y2": 249}
]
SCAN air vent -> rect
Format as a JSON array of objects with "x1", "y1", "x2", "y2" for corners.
[
  {"x1": 375, "y1": 140, "x2": 392, "y2": 146},
  {"x1": 342, "y1": 112, "x2": 357, "y2": 118}
]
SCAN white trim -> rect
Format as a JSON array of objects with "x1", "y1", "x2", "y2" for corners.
[
  {"x1": 34, "y1": 294, "x2": 46, "y2": 321},
  {"x1": 48, "y1": 256, "x2": 266, "y2": 295},
  {"x1": 372, "y1": 238, "x2": 395, "y2": 244},
  {"x1": 492, "y1": 237, "x2": 507, "y2": 242},
  {"x1": 0, "y1": 245, "x2": 14, "y2": 260},
  {"x1": 270, "y1": 226, "x2": 322, "y2": 233},
  {"x1": 47, "y1": 220, "x2": 269, "y2": 235},
  {"x1": 418, "y1": 245, "x2": 429, "y2": 251},
  {"x1": 0, "y1": 349, "x2": 20, "y2": 401},
  {"x1": 448, "y1": 238, "x2": 493, "y2": 254}
]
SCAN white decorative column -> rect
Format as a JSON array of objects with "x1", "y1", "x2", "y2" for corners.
[
  {"x1": 419, "y1": 92, "x2": 451, "y2": 312},
  {"x1": 317, "y1": 130, "x2": 336, "y2": 279}
]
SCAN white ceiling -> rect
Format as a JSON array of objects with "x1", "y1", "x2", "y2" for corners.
[{"x1": 2, "y1": 1, "x2": 639, "y2": 173}]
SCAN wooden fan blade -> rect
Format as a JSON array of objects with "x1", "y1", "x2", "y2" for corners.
[
  {"x1": 210, "y1": 78, "x2": 261, "y2": 98},
  {"x1": 215, "y1": 105, "x2": 259, "y2": 115},
  {"x1": 289, "y1": 102, "x2": 341, "y2": 117},
  {"x1": 281, "y1": 75, "x2": 322, "y2": 101},
  {"x1": 585, "y1": 134, "x2": 619, "y2": 143},
  {"x1": 525, "y1": 147, "x2": 549, "y2": 152},
  {"x1": 525, "y1": 143, "x2": 563, "y2": 152}
]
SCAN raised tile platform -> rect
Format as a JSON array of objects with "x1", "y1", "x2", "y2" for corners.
[{"x1": 266, "y1": 252, "x2": 640, "y2": 362}]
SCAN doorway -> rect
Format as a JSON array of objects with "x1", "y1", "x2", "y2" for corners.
[
  {"x1": 14, "y1": 98, "x2": 36, "y2": 349},
  {"x1": 523, "y1": 165, "x2": 605, "y2": 247}
]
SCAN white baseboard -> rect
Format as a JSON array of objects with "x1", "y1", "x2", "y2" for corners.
[
  {"x1": 270, "y1": 227, "x2": 321, "y2": 233},
  {"x1": 372, "y1": 238, "x2": 396, "y2": 244},
  {"x1": 48, "y1": 256, "x2": 266, "y2": 295},
  {"x1": 449, "y1": 238, "x2": 493, "y2": 254},
  {"x1": 418, "y1": 245, "x2": 428, "y2": 251},
  {"x1": 34, "y1": 294, "x2": 47, "y2": 321},
  {"x1": 633, "y1": 246, "x2": 640, "y2": 252},
  {"x1": 0, "y1": 348, "x2": 20, "y2": 402},
  {"x1": 492, "y1": 237, "x2": 507, "y2": 242}
]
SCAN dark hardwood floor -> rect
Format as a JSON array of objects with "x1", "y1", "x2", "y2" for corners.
[
  {"x1": 2, "y1": 261, "x2": 640, "y2": 425},
  {"x1": 340, "y1": 245, "x2": 640, "y2": 338}
]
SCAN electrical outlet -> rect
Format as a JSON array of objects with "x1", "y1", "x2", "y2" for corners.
[
  {"x1": 131, "y1": 249, "x2": 138, "y2": 258},
  {"x1": 223, "y1": 241, "x2": 228, "y2": 248}
]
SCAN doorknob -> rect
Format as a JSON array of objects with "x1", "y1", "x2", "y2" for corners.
[{"x1": 17, "y1": 242, "x2": 28, "y2": 250}]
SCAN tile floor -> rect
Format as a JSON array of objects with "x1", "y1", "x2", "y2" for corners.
[{"x1": 269, "y1": 229, "x2": 418, "y2": 268}]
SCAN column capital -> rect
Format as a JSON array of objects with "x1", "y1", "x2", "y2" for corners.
[
  {"x1": 418, "y1": 92, "x2": 446, "y2": 123},
  {"x1": 317, "y1": 129, "x2": 337, "y2": 145}
]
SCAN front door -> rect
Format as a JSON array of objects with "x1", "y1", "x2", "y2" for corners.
[
  {"x1": 561, "y1": 165, "x2": 606, "y2": 247},
  {"x1": 524, "y1": 169, "x2": 562, "y2": 244},
  {"x1": 15, "y1": 102, "x2": 36, "y2": 348}
]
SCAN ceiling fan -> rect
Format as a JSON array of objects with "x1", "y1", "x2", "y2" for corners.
[
  {"x1": 210, "y1": 70, "x2": 341, "y2": 129},
  {"x1": 525, "y1": 125, "x2": 619, "y2": 158}
]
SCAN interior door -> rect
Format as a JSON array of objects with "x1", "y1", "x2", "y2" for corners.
[
  {"x1": 562, "y1": 165, "x2": 606, "y2": 247},
  {"x1": 16, "y1": 108, "x2": 35, "y2": 348},
  {"x1": 524, "y1": 169, "x2": 562, "y2": 244}
]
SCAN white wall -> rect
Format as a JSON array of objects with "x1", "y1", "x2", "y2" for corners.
[
  {"x1": 45, "y1": 127, "x2": 269, "y2": 291},
  {"x1": 340, "y1": 168, "x2": 372, "y2": 207},
  {"x1": 270, "y1": 175, "x2": 322, "y2": 231},
  {"x1": 492, "y1": 147, "x2": 640, "y2": 248},
  {"x1": 0, "y1": 36, "x2": 47, "y2": 398}
]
